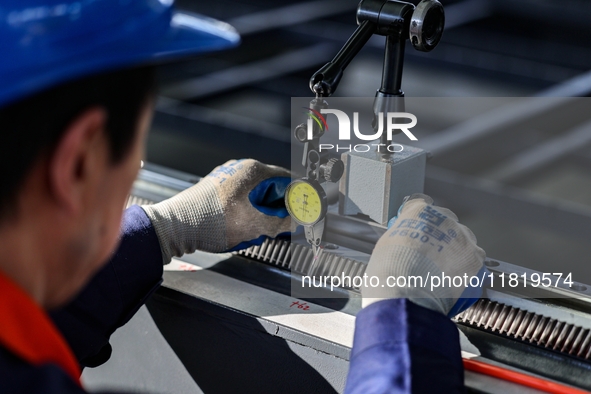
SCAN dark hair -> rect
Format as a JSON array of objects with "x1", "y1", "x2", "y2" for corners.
[{"x1": 0, "y1": 66, "x2": 156, "y2": 219}]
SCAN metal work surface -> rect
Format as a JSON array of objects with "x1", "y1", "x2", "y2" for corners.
[
  {"x1": 78, "y1": 167, "x2": 591, "y2": 392},
  {"x1": 456, "y1": 299, "x2": 591, "y2": 360},
  {"x1": 74, "y1": 152, "x2": 591, "y2": 392},
  {"x1": 238, "y1": 238, "x2": 369, "y2": 282}
]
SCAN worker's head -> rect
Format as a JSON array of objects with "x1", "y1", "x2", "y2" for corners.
[
  {"x1": 0, "y1": 0, "x2": 239, "y2": 308},
  {"x1": 0, "y1": 67, "x2": 156, "y2": 308}
]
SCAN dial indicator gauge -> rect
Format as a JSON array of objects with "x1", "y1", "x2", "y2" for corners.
[{"x1": 285, "y1": 178, "x2": 327, "y2": 226}]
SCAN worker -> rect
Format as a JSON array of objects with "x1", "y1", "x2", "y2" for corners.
[
  {"x1": 0, "y1": 0, "x2": 485, "y2": 393},
  {"x1": 0, "y1": 1, "x2": 289, "y2": 391}
]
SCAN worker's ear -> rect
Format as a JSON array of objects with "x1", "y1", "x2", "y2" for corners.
[{"x1": 48, "y1": 107, "x2": 108, "y2": 213}]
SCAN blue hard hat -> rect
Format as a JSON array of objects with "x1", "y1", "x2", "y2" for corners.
[{"x1": 0, "y1": 0, "x2": 240, "y2": 108}]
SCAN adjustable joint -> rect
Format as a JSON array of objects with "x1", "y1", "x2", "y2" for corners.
[{"x1": 357, "y1": 0, "x2": 415, "y2": 39}]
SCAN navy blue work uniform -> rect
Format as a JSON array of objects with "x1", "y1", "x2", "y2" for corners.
[{"x1": 0, "y1": 206, "x2": 463, "y2": 393}]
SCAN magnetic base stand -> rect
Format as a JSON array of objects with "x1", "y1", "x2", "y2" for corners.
[{"x1": 339, "y1": 145, "x2": 428, "y2": 225}]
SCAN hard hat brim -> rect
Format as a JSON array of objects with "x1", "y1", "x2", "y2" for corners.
[{"x1": 0, "y1": 11, "x2": 240, "y2": 107}]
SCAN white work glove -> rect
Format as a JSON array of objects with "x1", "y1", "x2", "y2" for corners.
[
  {"x1": 362, "y1": 194, "x2": 486, "y2": 316},
  {"x1": 141, "y1": 159, "x2": 292, "y2": 264}
]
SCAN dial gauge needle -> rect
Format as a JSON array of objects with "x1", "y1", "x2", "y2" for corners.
[{"x1": 303, "y1": 194, "x2": 308, "y2": 218}]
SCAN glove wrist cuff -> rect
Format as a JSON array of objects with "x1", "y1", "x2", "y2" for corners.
[{"x1": 140, "y1": 204, "x2": 175, "y2": 264}]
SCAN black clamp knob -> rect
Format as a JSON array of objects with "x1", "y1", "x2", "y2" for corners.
[
  {"x1": 409, "y1": 0, "x2": 445, "y2": 52},
  {"x1": 320, "y1": 158, "x2": 344, "y2": 183}
]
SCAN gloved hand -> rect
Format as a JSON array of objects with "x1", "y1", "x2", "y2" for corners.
[
  {"x1": 362, "y1": 194, "x2": 486, "y2": 317},
  {"x1": 141, "y1": 159, "x2": 292, "y2": 264}
]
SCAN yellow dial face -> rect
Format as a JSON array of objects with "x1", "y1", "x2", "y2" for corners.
[{"x1": 286, "y1": 180, "x2": 324, "y2": 225}]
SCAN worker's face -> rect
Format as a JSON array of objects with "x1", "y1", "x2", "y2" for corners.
[{"x1": 47, "y1": 99, "x2": 154, "y2": 308}]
